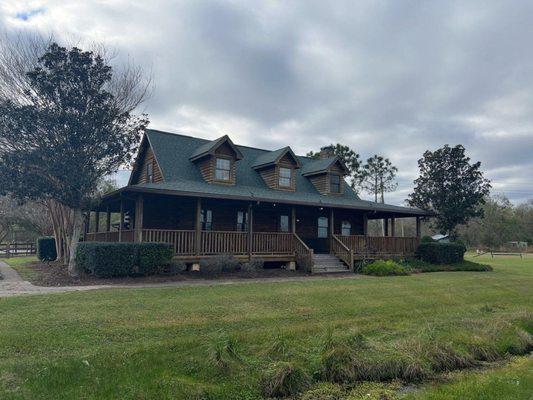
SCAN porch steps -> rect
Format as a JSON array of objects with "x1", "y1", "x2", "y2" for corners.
[{"x1": 312, "y1": 253, "x2": 350, "y2": 274}]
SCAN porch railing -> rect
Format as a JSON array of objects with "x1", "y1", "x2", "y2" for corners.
[
  {"x1": 331, "y1": 235, "x2": 353, "y2": 268},
  {"x1": 142, "y1": 229, "x2": 195, "y2": 255},
  {"x1": 85, "y1": 230, "x2": 134, "y2": 243},
  {"x1": 338, "y1": 235, "x2": 420, "y2": 256},
  {"x1": 201, "y1": 231, "x2": 248, "y2": 255},
  {"x1": 252, "y1": 232, "x2": 293, "y2": 255}
]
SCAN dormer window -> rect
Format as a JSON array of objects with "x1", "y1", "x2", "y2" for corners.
[
  {"x1": 215, "y1": 158, "x2": 231, "y2": 181},
  {"x1": 146, "y1": 162, "x2": 154, "y2": 183},
  {"x1": 330, "y1": 174, "x2": 341, "y2": 193},
  {"x1": 279, "y1": 167, "x2": 292, "y2": 187}
]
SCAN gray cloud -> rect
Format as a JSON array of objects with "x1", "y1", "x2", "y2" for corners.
[{"x1": 1, "y1": 0, "x2": 532, "y2": 204}]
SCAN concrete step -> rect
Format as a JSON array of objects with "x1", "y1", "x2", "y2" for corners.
[{"x1": 312, "y1": 253, "x2": 350, "y2": 274}]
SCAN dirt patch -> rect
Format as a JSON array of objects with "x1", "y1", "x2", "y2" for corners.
[{"x1": 20, "y1": 261, "x2": 307, "y2": 287}]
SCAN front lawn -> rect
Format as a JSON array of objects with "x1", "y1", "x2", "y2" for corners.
[
  {"x1": 2, "y1": 256, "x2": 41, "y2": 281},
  {"x1": 0, "y1": 255, "x2": 531, "y2": 399}
]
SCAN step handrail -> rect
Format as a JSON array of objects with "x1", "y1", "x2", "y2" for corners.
[
  {"x1": 292, "y1": 233, "x2": 314, "y2": 272},
  {"x1": 331, "y1": 234, "x2": 353, "y2": 269}
]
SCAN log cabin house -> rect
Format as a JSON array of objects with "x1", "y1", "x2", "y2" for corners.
[{"x1": 85, "y1": 129, "x2": 431, "y2": 273}]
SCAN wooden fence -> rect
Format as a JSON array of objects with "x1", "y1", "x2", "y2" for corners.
[{"x1": 0, "y1": 242, "x2": 36, "y2": 258}]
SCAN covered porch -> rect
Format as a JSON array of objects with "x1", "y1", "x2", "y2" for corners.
[{"x1": 85, "y1": 190, "x2": 423, "y2": 270}]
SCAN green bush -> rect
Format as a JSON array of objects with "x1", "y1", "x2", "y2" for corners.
[
  {"x1": 241, "y1": 258, "x2": 264, "y2": 273},
  {"x1": 259, "y1": 361, "x2": 310, "y2": 398},
  {"x1": 160, "y1": 259, "x2": 187, "y2": 275},
  {"x1": 362, "y1": 260, "x2": 410, "y2": 276},
  {"x1": 406, "y1": 259, "x2": 492, "y2": 272},
  {"x1": 137, "y1": 243, "x2": 174, "y2": 275},
  {"x1": 199, "y1": 254, "x2": 241, "y2": 275},
  {"x1": 416, "y1": 242, "x2": 466, "y2": 264},
  {"x1": 76, "y1": 242, "x2": 173, "y2": 278},
  {"x1": 36, "y1": 236, "x2": 57, "y2": 261}
]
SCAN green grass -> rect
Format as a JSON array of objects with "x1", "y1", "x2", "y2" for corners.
[
  {"x1": 2, "y1": 256, "x2": 40, "y2": 281},
  {"x1": 405, "y1": 356, "x2": 533, "y2": 400},
  {"x1": 0, "y1": 255, "x2": 531, "y2": 399}
]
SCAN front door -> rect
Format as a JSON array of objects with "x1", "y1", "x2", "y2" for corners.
[{"x1": 304, "y1": 216, "x2": 330, "y2": 253}]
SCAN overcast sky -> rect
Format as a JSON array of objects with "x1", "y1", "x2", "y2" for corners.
[{"x1": 2, "y1": 0, "x2": 533, "y2": 205}]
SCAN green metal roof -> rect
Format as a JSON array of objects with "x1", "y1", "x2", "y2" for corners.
[
  {"x1": 134, "y1": 129, "x2": 429, "y2": 217},
  {"x1": 252, "y1": 146, "x2": 295, "y2": 169}
]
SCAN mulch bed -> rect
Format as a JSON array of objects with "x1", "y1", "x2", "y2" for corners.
[{"x1": 22, "y1": 261, "x2": 306, "y2": 287}]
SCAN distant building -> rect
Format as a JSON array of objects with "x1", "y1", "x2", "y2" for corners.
[{"x1": 431, "y1": 234, "x2": 450, "y2": 243}]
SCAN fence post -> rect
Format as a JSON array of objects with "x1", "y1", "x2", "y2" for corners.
[{"x1": 6, "y1": 242, "x2": 10, "y2": 258}]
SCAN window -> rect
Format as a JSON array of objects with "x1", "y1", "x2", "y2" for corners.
[
  {"x1": 280, "y1": 215, "x2": 289, "y2": 232},
  {"x1": 146, "y1": 161, "x2": 154, "y2": 183},
  {"x1": 201, "y1": 209, "x2": 212, "y2": 231},
  {"x1": 237, "y1": 211, "x2": 248, "y2": 231},
  {"x1": 318, "y1": 216, "x2": 328, "y2": 238},
  {"x1": 279, "y1": 167, "x2": 292, "y2": 187},
  {"x1": 341, "y1": 221, "x2": 351, "y2": 236},
  {"x1": 215, "y1": 158, "x2": 231, "y2": 181},
  {"x1": 330, "y1": 174, "x2": 341, "y2": 193}
]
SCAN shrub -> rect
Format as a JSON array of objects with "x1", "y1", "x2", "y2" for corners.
[
  {"x1": 296, "y1": 253, "x2": 314, "y2": 273},
  {"x1": 300, "y1": 383, "x2": 345, "y2": 400},
  {"x1": 199, "y1": 254, "x2": 241, "y2": 275},
  {"x1": 76, "y1": 242, "x2": 173, "y2": 278},
  {"x1": 36, "y1": 236, "x2": 57, "y2": 261},
  {"x1": 160, "y1": 259, "x2": 187, "y2": 275},
  {"x1": 416, "y1": 242, "x2": 466, "y2": 264},
  {"x1": 76, "y1": 242, "x2": 136, "y2": 277},
  {"x1": 137, "y1": 243, "x2": 173, "y2": 275},
  {"x1": 420, "y1": 235, "x2": 436, "y2": 243},
  {"x1": 362, "y1": 260, "x2": 410, "y2": 276},
  {"x1": 259, "y1": 361, "x2": 310, "y2": 398},
  {"x1": 241, "y1": 258, "x2": 264, "y2": 273},
  {"x1": 404, "y1": 258, "x2": 492, "y2": 273}
]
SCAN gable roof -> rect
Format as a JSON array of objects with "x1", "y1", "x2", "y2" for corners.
[
  {"x1": 189, "y1": 134, "x2": 243, "y2": 161},
  {"x1": 301, "y1": 156, "x2": 349, "y2": 176},
  {"x1": 252, "y1": 146, "x2": 301, "y2": 169},
  {"x1": 123, "y1": 129, "x2": 430, "y2": 217}
]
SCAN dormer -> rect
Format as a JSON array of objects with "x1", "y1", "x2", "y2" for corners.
[
  {"x1": 252, "y1": 147, "x2": 301, "y2": 191},
  {"x1": 129, "y1": 135, "x2": 164, "y2": 185},
  {"x1": 301, "y1": 155, "x2": 349, "y2": 195},
  {"x1": 190, "y1": 135, "x2": 243, "y2": 184}
]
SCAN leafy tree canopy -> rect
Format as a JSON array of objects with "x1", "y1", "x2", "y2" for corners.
[
  {"x1": 0, "y1": 43, "x2": 148, "y2": 209},
  {"x1": 408, "y1": 144, "x2": 491, "y2": 235}
]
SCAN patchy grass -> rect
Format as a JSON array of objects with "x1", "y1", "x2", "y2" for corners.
[
  {"x1": 0, "y1": 255, "x2": 532, "y2": 399},
  {"x1": 2, "y1": 256, "x2": 40, "y2": 281},
  {"x1": 405, "y1": 356, "x2": 533, "y2": 400}
]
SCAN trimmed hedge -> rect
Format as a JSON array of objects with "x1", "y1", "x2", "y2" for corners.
[
  {"x1": 76, "y1": 242, "x2": 173, "y2": 278},
  {"x1": 416, "y1": 242, "x2": 466, "y2": 264},
  {"x1": 37, "y1": 236, "x2": 57, "y2": 261}
]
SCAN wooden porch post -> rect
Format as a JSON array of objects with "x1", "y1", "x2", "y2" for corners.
[
  {"x1": 118, "y1": 197, "x2": 124, "y2": 242},
  {"x1": 390, "y1": 217, "x2": 396, "y2": 237},
  {"x1": 105, "y1": 207, "x2": 111, "y2": 241},
  {"x1": 363, "y1": 214, "x2": 368, "y2": 235},
  {"x1": 106, "y1": 208, "x2": 111, "y2": 232},
  {"x1": 248, "y1": 203, "x2": 253, "y2": 259},
  {"x1": 195, "y1": 198, "x2": 202, "y2": 255},
  {"x1": 384, "y1": 218, "x2": 389, "y2": 237},
  {"x1": 94, "y1": 211, "x2": 100, "y2": 233},
  {"x1": 329, "y1": 209, "x2": 334, "y2": 236},
  {"x1": 86, "y1": 211, "x2": 91, "y2": 234},
  {"x1": 291, "y1": 207, "x2": 296, "y2": 233},
  {"x1": 416, "y1": 216, "x2": 421, "y2": 238},
  {"x1": 134, "y1": 195, "x2": 144, "y2": 243}
]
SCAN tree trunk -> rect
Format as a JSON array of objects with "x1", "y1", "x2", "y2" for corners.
[
  {"x1": 374, "y1": 176, "x2": 378, "y2": 203},
  {"x1": 68, "y1": 208, "x2": 83, "y2": 277}
]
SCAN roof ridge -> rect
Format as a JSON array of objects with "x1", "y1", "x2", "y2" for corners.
[{"x1": 146, "y1": 128, "x2": 317, "y2": 160}]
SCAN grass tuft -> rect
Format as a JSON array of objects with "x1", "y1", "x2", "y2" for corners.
[{"x1": 259, "y1": 361, "x2": 310, "y2": 398}]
